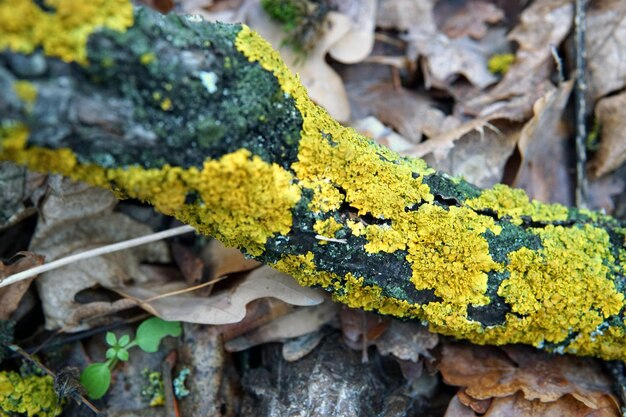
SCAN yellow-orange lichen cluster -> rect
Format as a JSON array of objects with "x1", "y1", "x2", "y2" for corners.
[{"x1": 0, "y1": 0, "x2": 133, "y2": 64}]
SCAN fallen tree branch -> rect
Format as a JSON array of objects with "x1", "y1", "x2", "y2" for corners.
[{"x1": 1, "y1": 1, "x2": 625, "y2": 360}]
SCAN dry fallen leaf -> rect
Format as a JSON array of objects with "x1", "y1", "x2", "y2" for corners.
[
  {"x1": 374, "y1": 320, "x2": 438, "y2": 363},
  {"x1": 588, "y1": 91, "x2": 626, "y2": 178},
  {"x1": 438, "y1": 343, "x2": 620, "y2": 417},
  {"x1": 0, "y1": 252, "x2": 44, "y2": 320},
  {"x1": 340, "y1": 307, "x2": 391, "y2": 356},
  {"x1": 376, "y1": 0, "x2": 434, "y2": 31},
  {"x1": 587, "y1": 0, "x2": 626, "y2": 102},
  {"x1": 224, "y1": 300, "x2": 338, "y2": 353},
  {"x1": 421, "y1": 120, "x2": 518, "y2": 188},
  {"x1": 202, "y1": 238, "x2": 261, "y2": 280},
  {"x1": 513, "y1": 80, "x2": 574, "y2": 205},
  {"x1": 352, "y1": 116, "x2": 416, "y2": 153},
  {"x1": 435, "y1": 0, "x2": 505, "y2": 40},
  {"x1": 461, "y1": 0, "x2": 573, "y2": 121},
  {"x1": 328, "y1": 0, "x2": 377, "y2": 64},
  {"x1": 29, "y1": 177, "x2": 170, "y2": 330},
  {"x1": 350, "y1": 83, "x2": 447, "y2": 143},
  {"x1": 405, "y1": 26, "x2": 500, "y2": 91},
  {"x1": 116, "y1": 265, "x2": 325, "y2": 325}
]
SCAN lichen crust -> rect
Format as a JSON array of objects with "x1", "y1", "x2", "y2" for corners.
[
  {"x1": 235, "y1": 24, "x2": 626, "y2": 360},
  {"x1": 0, "y1": 0, "x2": 133, "y2": 64}
]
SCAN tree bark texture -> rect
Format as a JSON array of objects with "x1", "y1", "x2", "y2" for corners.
[{"x1": 1, "y1": 1, "x2": 626, "y2": 360}]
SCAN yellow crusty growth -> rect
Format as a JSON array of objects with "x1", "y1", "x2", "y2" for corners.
[
  {"x1": 407, "y1": 204, "x2": 501, "y2": 306},
  {"x1": 466, "y1": 184, "x2": 570, "y2": 225},
  {"x1": 235, "y1": 25, "x2": 626, "y2": 360},
  {"x1": 0, "y1": 371, "x2": 61, "y2": 417},
  {"x1": 0, "y1": 0, "x2": 133, "y2": 64},
  {"x1": 313, "y1": 217, "x2": 342, "y2": 238},
  {"x1": 13, "y1": 80, "x2": 37, "y2": 108},
  {"x1": 235, "y1": 25, "x2": 503, "y2": 322},
  {"x1": 0, "y1": 128, "x2": 301, "y2": 256}
]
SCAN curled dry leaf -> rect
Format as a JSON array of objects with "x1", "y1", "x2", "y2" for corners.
[
  {"x1": 588, "y1": 91, "x2": 626, "y2": 178},
  {"x1": 462, "y1": 0, "x2": 573, "y2": 121},
  {"x1": 328, "y1": 0, "x2": 377, "y2": 64},
  {"x1": 0, "y1": 252, "x2": 44, "y2": 320},
  {"x1": 374, "y1": 320, "x2": 438, "y2": 363},
  {"x1": 587, "y1": 0, "x2": 626, "y2": 102},
  {"x1": 438, "y1": 343, "x2": 620, "y2": 417},
  {"x1": 116, "y1": 265, "x2": 325, "y2": 325},
  {"x1": 405, "y1": 26, "x2": 499, "y2": 91},
  {"x1": 29, "y1": 177, "x2": 170, "y2": 330},
  {"x1": 513, "y1": 80, "x2": 574, "y2": 206}
]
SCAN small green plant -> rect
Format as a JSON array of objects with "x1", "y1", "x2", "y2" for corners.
[{"x1": 80, "y1": 317, "x2": 182, "y2": 400}]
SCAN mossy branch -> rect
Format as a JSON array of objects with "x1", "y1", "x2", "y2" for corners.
[{"x1": 1, "y1": 2, "x2": 626, "y2": 360}]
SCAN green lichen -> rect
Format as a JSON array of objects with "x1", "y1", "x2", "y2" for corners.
[{"x1": 0, "y1": 371, "x2": 61, "y2": 417}]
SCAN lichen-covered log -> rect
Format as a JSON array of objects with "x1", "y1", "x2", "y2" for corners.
[{"x1": 1, "y1": 1, "x2": 626, "y2": 360}]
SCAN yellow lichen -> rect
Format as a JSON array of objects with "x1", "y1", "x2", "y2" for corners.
[
  {"x1": 235, "y1": 24, "x2": 504, "y2": 324},
  {"x1": 487, "y1": 53, "x2": 515, "y2": 75},
  {"x1": 466, "y1": 184, "x2": 570, "y2": 225},
  {"x1": 0, "y1": 128, "x2": 300, "y2": 256},
  {"x1": 160, "y1": 98, "x2": 172, "y2": 111},
  {"x1": 333, "y1": 273, "x2": 422, "y2": 318},
  {"x1": 0, "y1": 0, "x2": 133, "y2": 64},
  {"x1": 471, "y1": 224, "x2": 625, "y2": 358},
  {"x1": 273, "y1": 252, "x2": 339, "y2": 289},
  {"x1": 313, "y1": 217, "x2": 342, "y2": 238},
  {"x1": 140, "y1": 52, "x2": 155, "y2": 65},
  {"x1": 13, "y1": 80, "x2": 37, "y2": 110},
  {"x1": 0, "y1": 371, "x2": 61, "y2": 417},
  {"x1": 407, "y1": 204, "x2": 501, "y2": 306}
]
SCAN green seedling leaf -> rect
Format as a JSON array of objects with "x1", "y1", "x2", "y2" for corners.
[
  {"x1": 105, "y1": 332, "x2": 117, "y2": 346},
  {"x1": 117, "y1": 349, "x2": 129, "y2": 361},
  {"x1": 80, "y1": 362, "x2": 112, "y2": 399},
  {"x1": 135, "y1": 318, "x2": 182, "y2": 353},
  {"x1": 106, "y1": 348, "x2": 116, "y2": 360},
  {"x1": 118, "y1": 334, "x2": 130, "y2": 347}
]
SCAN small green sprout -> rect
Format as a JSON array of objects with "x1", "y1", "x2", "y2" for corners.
[{"x1": 80, "y1": 317, "x2": 182, "y2": 400}]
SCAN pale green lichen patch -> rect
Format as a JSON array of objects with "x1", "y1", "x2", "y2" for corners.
[
  {"x1": 0, "y1": 0, "x2": 133, "y2": 64},
  {"x1": 466, "y1": 184, "x2": 570, "y2": 225}
]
